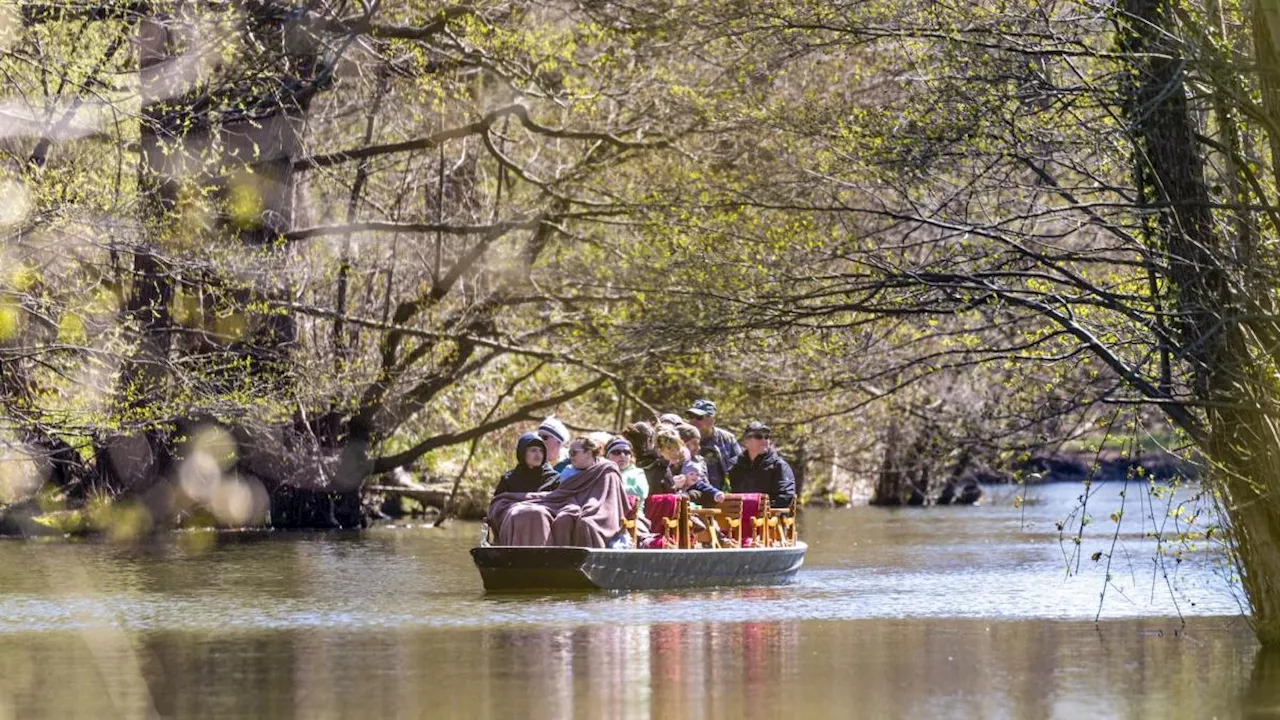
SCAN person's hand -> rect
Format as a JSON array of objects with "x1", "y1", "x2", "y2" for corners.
[{"x1": 714, "y1": 491, "x2": 725, "y2": 504}]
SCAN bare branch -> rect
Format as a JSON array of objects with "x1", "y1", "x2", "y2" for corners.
[{"x1": 371, "y1": 375, "x2": 608, "y2": 472}]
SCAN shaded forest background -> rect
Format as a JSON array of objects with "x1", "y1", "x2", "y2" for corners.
[{"x1": 7, "y1": 0, "x2": 1280, "y2": 640}]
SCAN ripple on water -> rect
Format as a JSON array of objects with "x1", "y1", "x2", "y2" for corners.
[{"x1": 0, "y1": 488, "x2": 1245, "y2": 634}]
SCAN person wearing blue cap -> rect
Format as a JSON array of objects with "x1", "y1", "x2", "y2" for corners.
[{"x1": 685, "y1": 398, "x2": 742, "y2": 490}]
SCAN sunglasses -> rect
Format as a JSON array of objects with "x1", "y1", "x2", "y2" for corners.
[
  {"x1": 538, "y1": 433, "x2": 557, "y2": 443},
  {"x1": 744, "y1": 434, "x2": 769, "y2": 440},
  {"x1": 608, "y1": 449, "x2": 633, "y2": 456},
  {"x1": 568, "y1": 447, "x2": 585, "y2": 456}
]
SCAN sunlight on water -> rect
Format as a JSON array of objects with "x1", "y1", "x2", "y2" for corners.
[
  {"x1": 0, "y1": 484, "x2": 1244, "y2": 633},
  {"x1": 0, "y1": 481, "x2": 1263, "y2": 719}
]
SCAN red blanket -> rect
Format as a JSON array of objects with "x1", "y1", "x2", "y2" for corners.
[
  {"x1": 726, "y1": 493, "x2": 767, "y2": 546},
  {"x1": 639, "y1": 494, "x2": 681, "y2": 549}
]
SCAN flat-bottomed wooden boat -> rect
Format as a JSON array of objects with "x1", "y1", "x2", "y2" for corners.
[{"x1": 471, "y1": 542, "x2": 807, "y2": 592}]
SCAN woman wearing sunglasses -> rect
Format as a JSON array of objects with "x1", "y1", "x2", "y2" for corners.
[{"x1": 605, "y1": 437, "x2": 648, "y2": 508}]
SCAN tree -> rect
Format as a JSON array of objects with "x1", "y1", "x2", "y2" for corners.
[
  {"x1": 609, "y1": 0, "x2": 1280, "y2": 644},
  {"x1": 0, "y1": 0, "x2": 688, "y2": 528}
]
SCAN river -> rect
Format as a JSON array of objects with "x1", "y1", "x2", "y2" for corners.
[{"x1": 0, "y1": 481, "x2": 1269, "y2": 719}]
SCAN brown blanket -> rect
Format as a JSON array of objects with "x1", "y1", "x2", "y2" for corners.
[{"x1": 488, "y1": 461, "x2": 626, "y2": 547}]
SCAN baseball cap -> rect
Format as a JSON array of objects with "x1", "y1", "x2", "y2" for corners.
[{"x1": 687, "y1": 399, "x2": 717, "y2": 417}]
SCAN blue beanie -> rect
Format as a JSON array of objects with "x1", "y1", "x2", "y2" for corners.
[{"x1": 605, "y1": 437, "x2": 633, "y2": 456}]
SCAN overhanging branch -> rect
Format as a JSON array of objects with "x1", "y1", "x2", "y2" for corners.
[
  {"x1": 371, "y1": 375, "x2": 608, "y2": 472},
  {"x1": 294, "y1": 103, "x2": 667, "y2": 172}
]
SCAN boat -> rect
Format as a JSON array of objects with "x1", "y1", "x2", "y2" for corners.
[{"x1": 470, "y1": 542, "x2": 807, "y2": 592}]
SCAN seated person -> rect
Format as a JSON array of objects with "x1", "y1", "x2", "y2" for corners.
[
  {"x1": 657, "y1": 412, "x2": 684, "y2": 427},
  {"x1": 655, "y1": 427, "x2": 724, "y2": 507},
  {"x1": 487, "y1": 435, "x2": 628, "y2": 547},
  {"x1": 606, "y1": 436, "x2": 648, "y2": 509},
  {"x1": 625, "y1": 421, "x2": 674, "y2": 496},
  {"x1": 559, "y1": 430, "x2": 615, "y2": 483},
  {"x1": 493, "y1": 433, "x2": 561, "y2": 497},
  {"x1": 537, "y1": 416, "x2": 572, "y2": 475},
  {"x1": 676, "y1": 423, "x2": 707, "y2": 473},
  {"x1": 686, "y1": 398, "x2": 741, "y2": 490},
  {"x1": 726, "y1": 421, "x2": 796, "y2": 509}
]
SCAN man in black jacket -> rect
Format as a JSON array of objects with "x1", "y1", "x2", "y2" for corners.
[{"x1": 726, "y1": 421, "x2": 796, "y2": 509}]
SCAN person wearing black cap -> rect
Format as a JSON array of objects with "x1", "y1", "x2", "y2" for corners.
[
  {"x1": 726, "y1": 421, "x2": 795, "y2": 508},
  {"x1": 686, "y1": 398, "x2": 742, "y2": 490}
]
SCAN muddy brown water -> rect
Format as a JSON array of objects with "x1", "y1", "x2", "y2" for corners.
[{"x1": 0, "y1": 482, "x2": 1267, "y2": 719}]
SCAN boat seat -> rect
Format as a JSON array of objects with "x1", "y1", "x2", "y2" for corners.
[
  {"x1": 620, "y1": 495, "x2": 640, "y2": 546},
  {"x1": 766, "y1": 497, "x2": 798, "y2": 546},
  {"x1": 643, "y1": 494, "x2": 691, "y2": 549},
  {"x1": 695, "y1": 493, "x2": 768, "y2": 548}
]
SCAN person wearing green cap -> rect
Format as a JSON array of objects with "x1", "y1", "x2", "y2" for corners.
[{"x1": 685, "y1": 398, "x2": 741, "y2": 490}]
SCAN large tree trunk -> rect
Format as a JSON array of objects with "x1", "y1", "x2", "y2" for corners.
[
  {"x1": 123, "y1": 11, "x2": 180, "y2": 412},
  {"x1": 1208, "y1": 407, "x2": 1280, "y2": 645},
  {"x1": 872, "y1": 415, "x2": 939, "y2": 506},
  {"x1": 1124, "y1": 0, "x2": 1280, "y2": 644},
  {"x1": 101, "y1": 10, "x2": 184, "y2": 500},
  {"x1": 99, "y1": 6, "x2": 363, "y2": 529}
]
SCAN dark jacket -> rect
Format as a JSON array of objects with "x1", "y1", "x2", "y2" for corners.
[
  {"x1": 672, "y1": 456, "x2": 720, "y2": 505},
  {"x1": 494, "y1": 433, "x2": 561, "y2": 496},
  {"x1": 636, "y1": 448, "x2": 674, "y2": 496},
  {"x1": 683, "y1": 478, "x2": 721, "y2": 506},
  {"x1": 699, "y1": 427, "x2": 742, "y2": 490},
  {"x1": 726, "y1": 447, "x2": 795, "y2": 508}
]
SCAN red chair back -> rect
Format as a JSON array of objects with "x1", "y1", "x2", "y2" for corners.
[
  {"x1": 644, "y1": 493, "x2": 680, "y2": 526},
  {"x1": 642, "y1": 494, "x2": 687, "y2": 549},
  {"x1": 724, "y1": 493, "x2": 769, "y2": 546}
]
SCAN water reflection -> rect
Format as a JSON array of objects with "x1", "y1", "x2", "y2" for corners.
[
  {"x1": 1246, "y1": 646, "x2": 1280, "y2": 718},
  {"x1": 0, "y1": 483, "x2": 1265, "y2": 718},
  {"x1": 0, "y1": 615, "x2": 1265, "y2": 719}
]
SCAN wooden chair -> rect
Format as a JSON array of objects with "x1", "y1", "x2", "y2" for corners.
[
  {"x1": 620, "y1": 495, "x2": 640, "y2": 546},
  {"x1": 695, "y1": 493, "x2": 769, "y2": 547},
  {"x1": 688, "y1": 506, "x2": 721, "y2": 548},
  {"x1": 765, "y1": 497, "x2": 798, "y2": 546},
  {"x1": 643, "y1": 494, "x2": 691, "y2": 549}
]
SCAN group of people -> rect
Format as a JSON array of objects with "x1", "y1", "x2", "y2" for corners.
[{"x1": 486, "y1": 399, "x2": 797, "y2": 548}]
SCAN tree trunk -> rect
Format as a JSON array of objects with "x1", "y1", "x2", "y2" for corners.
[
  {"x1": 1208, "y1": 408, "x2": 1280, "y2": 645},
  {"x1": 1124, "y1": 0, "x2": 1280, "y2": 644},
  {"x1": 872, "y1": 416, "x2": 933, "y2": 506},
  {"x1": 100, "y1": 6, "x2": 359, "y2": 527},
  {"x1": 120, "y1": 11, "x2": 180, "y2": 420}
]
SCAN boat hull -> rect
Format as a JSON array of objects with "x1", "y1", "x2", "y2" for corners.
[{"x1": 471, "y1": 543, "x2": 806, "y2": 592}]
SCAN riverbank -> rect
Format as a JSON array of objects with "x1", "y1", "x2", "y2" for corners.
[
  {"x1": 972, "y1": 448, "x2": 1199, "y2": 485},
  {"x1": 0, "y1": 448, "x2": 1201, "y2": 535}
]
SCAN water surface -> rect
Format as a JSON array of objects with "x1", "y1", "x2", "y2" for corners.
[{"x1": 0, "y1": 482, "x2": 1265, "y2": 719}]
